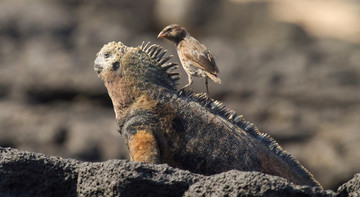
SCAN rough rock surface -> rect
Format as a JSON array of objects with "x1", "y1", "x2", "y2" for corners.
[
  {"x1": 184, "y1": 171, "x2": 333, "y2": 197},
  {"x1": 2, "y1": 147, "x2": 359, "y2": 196},
  {"x1": 337, "y1": 174, "x2": 360, "y2": 197}
]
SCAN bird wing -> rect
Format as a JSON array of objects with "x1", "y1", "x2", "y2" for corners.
[{"x1": 179, "y1": 37, "x2": 219, "y2": 74}]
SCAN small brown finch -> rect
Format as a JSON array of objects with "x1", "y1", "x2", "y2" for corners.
[{"x1": 158, "y1": 24, "x2": 221, "y2": 95}]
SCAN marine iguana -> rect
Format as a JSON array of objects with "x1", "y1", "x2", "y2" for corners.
[{"x1": 94, "y1": 41, "x2": 322, "y2": 188}]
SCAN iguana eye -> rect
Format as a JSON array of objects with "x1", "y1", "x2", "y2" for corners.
[{"x1": 104, "y1": 53, "x2": 110, "y2": 58}]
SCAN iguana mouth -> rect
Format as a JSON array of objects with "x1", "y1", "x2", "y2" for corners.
[{"x1": 94, "y1": 63, "x2": 102, "y2": 74}]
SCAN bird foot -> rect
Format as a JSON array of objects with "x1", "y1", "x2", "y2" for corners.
[
  {"x1": 178, "y1": 89, "x2": 185, "y2": 96},
  {"x1": 204, "y1": 96, "x2": 213, "y2": 106},
  {"x1": 178, "y1": 87, "x2": 190, "y2": 96}
]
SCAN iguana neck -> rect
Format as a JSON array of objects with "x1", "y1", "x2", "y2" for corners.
[
  {"x1": 105, "y1": 76, "x2": 138, "y2": 123},
  {"x1": 104, "y1": 74, "x2": 164, "y2": 123}
]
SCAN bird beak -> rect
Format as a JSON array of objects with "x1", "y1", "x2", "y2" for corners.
[{"x1": 157, "y1": 31, "x2": 166, "y2": 38}]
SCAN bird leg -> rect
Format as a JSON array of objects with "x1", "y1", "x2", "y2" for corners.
[
  {"x1": 204, "y1": 77, "x2": 213, "y2": 105},
  {"x1": 180, "y1": 73, "x2": 193, "y2": 91},
  {"x1": 205, "y1": 77, "x2": 209, "y2": 95}
]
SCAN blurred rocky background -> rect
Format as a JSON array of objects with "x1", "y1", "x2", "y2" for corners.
[{"x1": 0, "y1": 0, "x2": 359, "y2": 190}]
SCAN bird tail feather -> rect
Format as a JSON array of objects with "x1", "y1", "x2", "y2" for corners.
[{"x1": 206, "y1": 72, "x2": 221, "y2": 84}]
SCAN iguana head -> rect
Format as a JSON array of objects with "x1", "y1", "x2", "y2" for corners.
[
  {"x1": 94, "y1": 41, "x2": 178, "y2": 120},
  {"x1": 94, "y1": 41, "x2": 178, "y2": 89},
  {"x1": 94, "y1": 41, "x2": 128, "y2": 82}
]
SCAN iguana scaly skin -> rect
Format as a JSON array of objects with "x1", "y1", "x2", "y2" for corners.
[{"x1": 94, "y1": 41, "x2": 322, "y2": 188}]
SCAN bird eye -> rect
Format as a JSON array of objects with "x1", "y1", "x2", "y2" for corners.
[
  {"x1": 167, "y1": 28, "x2": 173, "y2": 32},
  {"x1": 104, "y1": 53, "x2": 110, "y2": 58}
]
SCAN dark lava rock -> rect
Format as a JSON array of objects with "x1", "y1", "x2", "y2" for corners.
[
  {"x1": 337, "y1": 174, "x2": 360, "y2": 197},
  {"x1": 2, "y1": 147, "x2": 358, "y2": 197}
]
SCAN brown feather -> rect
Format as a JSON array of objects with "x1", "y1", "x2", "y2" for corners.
[
  {"x1": 178, "y1": 36, "x2": 219, "y2": 74},
  {"x1": 205, "y1": 72, "x2": 221, "y2": 84}
]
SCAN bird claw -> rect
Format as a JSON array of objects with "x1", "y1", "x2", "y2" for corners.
[
  {"x1": 205, "y1": 96, "x2": 212, "y2": 106},
  {"x1": 178, "y1": 89, "x2": 185, "y2": 96},
  {"x1": 178, "y1": 87, "x2": 192, "y2": 96}
]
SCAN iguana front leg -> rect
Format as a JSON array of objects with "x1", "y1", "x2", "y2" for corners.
[
  {"x1": 128, "y1": 130, "x2": 160, "y2": 163},
  {"x1": 120, "y1": 113, "x2": 161, "y2": 164}
]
